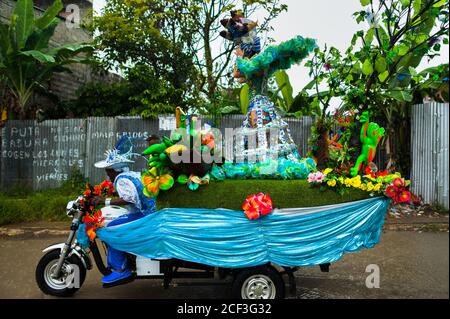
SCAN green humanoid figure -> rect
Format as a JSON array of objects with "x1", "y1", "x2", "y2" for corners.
[{"x1": 350, "y1": 111, "x2": 385, "y2": 177}]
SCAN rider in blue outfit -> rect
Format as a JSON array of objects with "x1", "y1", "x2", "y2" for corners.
[{"x1": 93, "y1": 137, "x2": 157, "y2": 287}]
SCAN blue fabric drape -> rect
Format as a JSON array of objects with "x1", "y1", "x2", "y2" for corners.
[{"x1": 96, "y1": 197, "x2": 389, "y2": 268}]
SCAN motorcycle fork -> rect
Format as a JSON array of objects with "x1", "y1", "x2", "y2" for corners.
[{"x1": 51, "y1": 214, "x2": 81, "y2": 279}]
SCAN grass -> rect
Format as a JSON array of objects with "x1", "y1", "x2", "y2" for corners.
[
  {"x1": 157, "y1": 180, "x2": 370, "y2": 210},
  {"x1": 0, "y1": 183, "x2": 81, "y2": 226},
  {"x1": 0, "y1": 180, "x2": 371, "y2": 226}
]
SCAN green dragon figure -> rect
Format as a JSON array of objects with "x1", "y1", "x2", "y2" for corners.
[{"x1": 350, "y1": 111, "x2": 385, "y2": 177}]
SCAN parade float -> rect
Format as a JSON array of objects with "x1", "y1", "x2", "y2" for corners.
[{"x1": 36, "y1": 10, "x2": 411, "y2": 299}]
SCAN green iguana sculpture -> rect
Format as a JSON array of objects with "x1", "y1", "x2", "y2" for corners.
[{"x1": 350, "y1": 111, "x2": 385, "y2": 177}]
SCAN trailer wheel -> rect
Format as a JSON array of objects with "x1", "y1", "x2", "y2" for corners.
[{"x1": 232, "y1": 265, "x2": 285, "y2": 299}]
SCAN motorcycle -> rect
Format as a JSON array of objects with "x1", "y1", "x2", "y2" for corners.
[{"x1": 35, "y1": 190, "x2": 299, "y2": 298}]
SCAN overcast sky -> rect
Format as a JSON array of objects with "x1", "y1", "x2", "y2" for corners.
[{"x1": 93, "y1": 0, "x2": 449, "y2": 97}]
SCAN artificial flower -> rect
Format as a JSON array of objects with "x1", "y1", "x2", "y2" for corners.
[
  {"x1": 351, "y1": 176, "x2": 362, "y2": 188},
  {"x1": 94, "y1": 185, "x2": 102, "y2": 196},
  {"x1": 344, "y1": 178, "x2": 352, "y2": 187},
  {"x1": 377, "y1": 170, "x2": 388, "y2": 177},
  {"x1": 308, "y1": 172, "x2": 325, "y2": 184},
  {"x1": 385, "y1": 178, "x2": 411, "y2": 203},
  {"x1": 142, "y1": 167, "x2": 175, "y2": 198},
  {"x1": 201, "y1": 132, "x2": 215, "y2": 149},
  {"x1": 188, "y1": 174, "x2": 210, "y2": 191},
  {"x1": 373, "y1": 183, "x2": 382, "y2": 192},
  {"x1": 82, "y1": 210, "x2": 104, "y2": 241},
  {"x1": 242, "y1": 193, "x2": 273, "y2": 220},
  {"x1": 323, "y1": 168, "x2": 333, "y2": 175},
  {"x1": 327, "y1": 180, "x2": 337, "y2": 187}
]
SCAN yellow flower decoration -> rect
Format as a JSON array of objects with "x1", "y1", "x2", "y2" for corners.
[
  {"x1": 351, "y1": 176, "x2": 361, "y2": 188},
  {"x1": 323, "y1": 168, "x2": 333, "y2": 175},
  {"x1": 344, "y1": 178, "x2": 352, "y2": 187},
  {"x1": 327, "y1": 180, "x2": 337, "y2": 187},
  {"x1": 373, "y1": 183, "x2": 382, "y2": 192},
  {"x1": 360, "y1": 183, "x2": 367, "y2": 191},
  {"x1": 367, "y1": 182, "x2": 375, "y2": 192}
]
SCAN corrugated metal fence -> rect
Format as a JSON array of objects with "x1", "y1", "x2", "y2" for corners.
[
  {"x1": 0, "y1": 115, "x2": 314, "y2": 190},
  {"x1": 411, "y1": 103, "x2": 449, "y2": 210},
  {"x1": 2, "y1": 105, "x2": 448, "y2": 210}
]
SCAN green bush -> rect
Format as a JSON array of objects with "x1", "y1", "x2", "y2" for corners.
[
  {"x1": 0, "y1": 170, "x2": 86, "y2": 225},
  {"x1": 0, "y1": 189, "x2": 78, "y2": 226}
]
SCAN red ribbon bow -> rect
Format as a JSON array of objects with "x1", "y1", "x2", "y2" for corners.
[{"x1": 242, "y1": 193, "x2": 273, "y2": 220}]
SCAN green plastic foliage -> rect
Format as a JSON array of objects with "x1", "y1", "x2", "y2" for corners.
[
  {"x1": 240, "y1": 83, "x2": 250, "y2": 115},
  {"x1": 274, "y1": 70, "x2": 294, "y2": 111}
]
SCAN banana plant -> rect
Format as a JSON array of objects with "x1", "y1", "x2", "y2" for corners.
[{"x1": 0, "y1": 0, "x2": 94, "y2": 117}]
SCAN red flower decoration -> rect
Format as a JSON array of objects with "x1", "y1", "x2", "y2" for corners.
[
  {"x1": 365, "y1": 165, "x2": 389, "y2": 179},
  {"x1": 393, "y1": 178, "x2": 405, "y2": 189},
  {"x1": 242, "y1": 193, "x2": 273, "y2": 220},
  {"x1": 385, "y1": 178, "x2": 411, "y2": 204},
  {"x1": 100, "y1": 180, "x2": 110, "y2": 188},
  {"x1": 364, "y1": 166, "x2": 376, "y2": 178},
  {"x1": 83, "y1": 210, "x2": 104, "y2": 241},
  {"x1": 81, "y1": 180, "x2": 116, "y2": 241},
  {"x1": 377, "y1": 170, "x2": 388, "y2": 177}
]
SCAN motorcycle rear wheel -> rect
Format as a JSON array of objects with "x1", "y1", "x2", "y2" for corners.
[{"x1": 36, "y1": 249, "x2": 86, "y2": 297}]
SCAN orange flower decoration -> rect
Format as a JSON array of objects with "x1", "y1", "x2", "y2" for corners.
[
  {"x1": 141, "y1": 167, "x2": 174, "y2": 198},
  {"x1": 201, "y1": 132, "x2": 215, "y2": 149},
  {"x1": 82, "y1": 210, "x2": 104, "y2": 241}
]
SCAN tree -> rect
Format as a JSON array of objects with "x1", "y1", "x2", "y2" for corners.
[
  {"x1": 412, "y1": 63, "x2": 449, "y2": 103},
  {"x1": 92, "y1": 0, "x2": 287, "y2": 108},
  {"x1": 351, "y1": 0, "x2": 449, "y2": 107},
  {"x1": 180, "y1": 0, "x2": 287, "y2": 101},
  {"x1": 91, "y1": 0, "x2": 201, "y2": 114},
  {"x1": 303, "y1": 46, "x2": 352, "y2": 168},
  {"x1": 350, "y1": 0, "x2": 449, "y2": 172},
  {"x1": 304, "y1": 0, "x2": 449, "y2": 172},
  {"x1": 0, "y1": 0, "x2": 94, "y2": 119}
]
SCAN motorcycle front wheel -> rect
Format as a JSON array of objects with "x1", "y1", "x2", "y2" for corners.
[{"x1": 36, "y1": 249, "x2": 86, "y2": 297}]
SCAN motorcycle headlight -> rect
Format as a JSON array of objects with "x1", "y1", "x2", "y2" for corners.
[{"x1": 66, "y1": 200, "x2": 75, "y2": 216}]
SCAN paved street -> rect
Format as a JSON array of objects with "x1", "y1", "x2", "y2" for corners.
[{"x1": 0, "y1": 230, "x2": 448, "y2": 299}]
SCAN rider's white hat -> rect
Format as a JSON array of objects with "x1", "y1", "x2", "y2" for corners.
[{"x1": 94, "y1": 136, "x2": 135, "y2": 170}]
